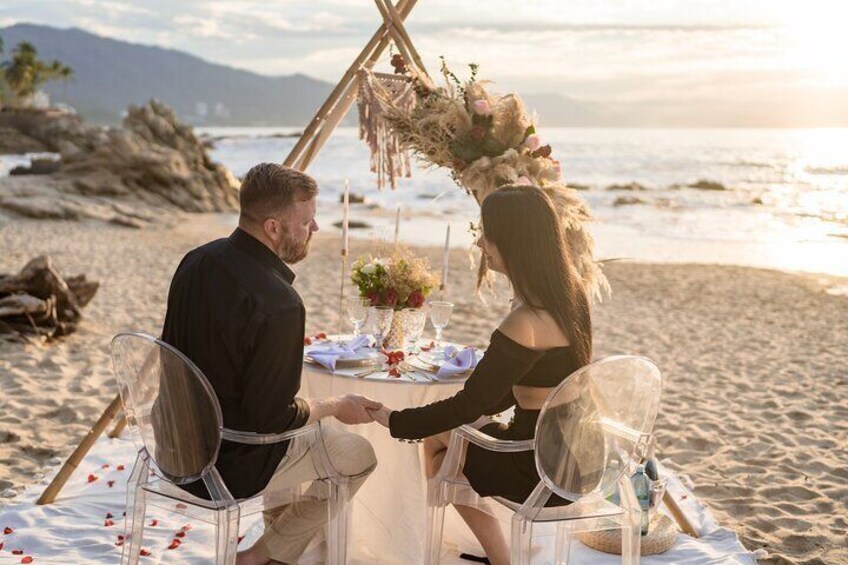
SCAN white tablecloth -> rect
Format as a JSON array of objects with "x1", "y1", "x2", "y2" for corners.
[{"x1": 301, "y1": 356, "x2": 475, "y2": 564}]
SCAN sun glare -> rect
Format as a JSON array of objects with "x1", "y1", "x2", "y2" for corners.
[{"x1": 780, "y1": 3, "x2": 848, "y2": 83}]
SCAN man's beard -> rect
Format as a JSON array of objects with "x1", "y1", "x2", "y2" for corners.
[{"x1": 276, "y1": 229, "x2": 312, "y2": 264}]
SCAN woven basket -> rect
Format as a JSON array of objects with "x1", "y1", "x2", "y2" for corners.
[{"x1": 577, "y1": 513, "x2": 677, "y2": 556}]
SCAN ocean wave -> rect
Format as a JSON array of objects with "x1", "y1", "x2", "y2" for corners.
[{"x1": 805, "y1": 166, "x2": 848, "y2": 175}]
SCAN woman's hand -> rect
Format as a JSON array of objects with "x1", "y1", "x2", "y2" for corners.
[{"x1": 367, "y1": 405, "x2": 393, "y2": 428}]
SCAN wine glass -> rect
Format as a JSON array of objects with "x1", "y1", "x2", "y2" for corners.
[
  {"x1": 428, "y1": 301, "x2": 454, "y2": 352},
  {"x1": 346, "y1": 297, "x2": 371, "y2": 338},
  {"x1": 370, "y1": 306, "x2": 394, "y2": 350},
  {"x1": 402, "y1": 307, "x2": 427, "y2": 353}
]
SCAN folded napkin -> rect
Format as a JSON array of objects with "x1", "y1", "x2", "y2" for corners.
[
  {"x1": 436, "y1": 345, "x2": 479, "y2": 378},
  {"x1": 307, "y1": 335, "x2": 372, "y2": 371}
]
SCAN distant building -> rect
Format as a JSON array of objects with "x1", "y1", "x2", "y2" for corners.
[{"x1": 213, "y1": 102, "x2": 230, "y2": 119}]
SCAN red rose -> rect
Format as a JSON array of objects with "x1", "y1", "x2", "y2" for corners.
[
  {"x1": 406, "y1": 291, "x2": 425, "y2": 308},
  {"x1": 384, "y1": 289, "x2": 398, "y2": 307},
  {"x1": 367, "y1": 290, "x2": 380, "y2": 306}
]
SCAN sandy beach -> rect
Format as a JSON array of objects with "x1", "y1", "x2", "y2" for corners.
[{"x1": 0, "y1": 212, "x2": 846, "y2": 564}]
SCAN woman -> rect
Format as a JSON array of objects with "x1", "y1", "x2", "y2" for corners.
[{"x1": 369, "y1": 185, "x2": 593, "y2": 565}]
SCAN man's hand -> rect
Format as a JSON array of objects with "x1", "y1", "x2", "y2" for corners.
[
  {"x1": 334, "y1": 394, "x2": 383, "y2": 425},
  {"x1": 367, "y1": 405, "x2": 393, "y2": 428}
]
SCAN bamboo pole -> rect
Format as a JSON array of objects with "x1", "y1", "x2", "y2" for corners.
[
  {"x1": 37, "y1": 394, "x2": 124, "y2": 505},
  {"x1": 373, "y1": 0, "x2": 416, "y2": 77},
  {"x1": 108, "y1": 414, "x2": 128, "y2": 438},
  {"x1": 663, "y1": 490, "x2": 700, "y2": 538},
  {"x1": 377, "y1": 0, "x2": 430, "y2": 79},
  {"x1": 297, "y1": 76, "x2": 361, "y2": 170},
  {"x1": 284, "y1": 0, "x2": 417, "y2": 170}
]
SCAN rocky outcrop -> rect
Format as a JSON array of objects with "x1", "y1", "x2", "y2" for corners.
[{"x1": 0, "y1": 100, "x2": 239, "y2": 226}]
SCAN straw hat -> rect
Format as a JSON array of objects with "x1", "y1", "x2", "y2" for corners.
[{"x1": 577, "y1": 512, "x2": 677, "y2": 555}]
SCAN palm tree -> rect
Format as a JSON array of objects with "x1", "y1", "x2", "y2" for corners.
[{"x1": 3, "y1": 41, "x2": 74, "y2": 107}]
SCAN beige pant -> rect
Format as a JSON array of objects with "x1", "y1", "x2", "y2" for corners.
[{"x1": 254, "y1": 427, "x2": 377, "y2": 564}]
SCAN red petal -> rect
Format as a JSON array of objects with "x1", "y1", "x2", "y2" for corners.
[
  {"x1": 175, "y1": 504, "x2": 187, "y2": 510},
  {"x1": 87, "y1": 474, "x2": 98, "y2": 483},
  {"x1": 105, "y1": 512, "x2": 113, "y2": 519},
  {"x1": 117, "y1": 535, "x2": 125, "y2": 541},
  {"x1": 175, "y1": 531, "x2": 185, "y2": 538},
  {"x1": 0, "y1": 542, "x2": 3, "y2": 550},
  {"x1": 303, "y1": 337, "x2": 312, "y2": 345},
  {"x1": 167, "y1": 539, "x2": 181, "y2": 550},
  {"x1": 4, "y1": 527, "x2": 14, "y2": 534},
  {"x1": 101, "y1": 464, "x2": 110, "y2": 469},
  {"x1": 238, "y1": 535, "x2": 245, "y2": 544},
  {"x1": 116, "y1": 465, "x2": 125, "y2": 471},
  {"x1": 115, "y1": 541, "x2": 124, "y2": 547},
  {"x1": 21, "y1": 557, "x2": 33, "y2": 564},
  {"x1": 315, "y1": 332, "x2": 327, "y2": 339},
  {"x1": 140, "y1": 549, "x2": 151, "y2": 556},
  {"x1": 107, "y1": 481, "x2": 115, "y2": 488},
  {"x1": 149, "y1": 520, "x2": 158, "y2": 527},
  {"x1": 104, "y1": 520, "x2": 115, "y2": 527},
  {"x1": 12, "y1": 549, "x2": 23, "y2": 555},
  {"x1": 180, "y1": 524, "x2": 192, "y2": 531}
]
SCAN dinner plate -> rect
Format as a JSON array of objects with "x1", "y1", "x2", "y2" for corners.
[
  {"x1": 406, "y1": 354, "x2": 472, "y2": 376},
  {"x1": 304, "y1": 348, "x2": 382, "y2": 369}
]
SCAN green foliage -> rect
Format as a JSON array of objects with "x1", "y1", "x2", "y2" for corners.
[{"x1": 1, "y1": 40, "x2": 73, "y2": 106}]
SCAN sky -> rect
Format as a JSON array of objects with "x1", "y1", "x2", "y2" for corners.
[{"x1": 1, "y1": 0, "x2": 847, "y2": 126}]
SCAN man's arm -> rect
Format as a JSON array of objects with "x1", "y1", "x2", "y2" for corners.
[
  {"x1": 240, "y1": 310, "x2": 381, "y2": 431},
  {"x1": 306, "y1": 395, "x2": 383, "y2": 426}
]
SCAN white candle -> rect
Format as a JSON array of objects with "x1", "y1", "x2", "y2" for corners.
[
  {"x1": 393, "y1": 206, "x2": 401, "y2": 248},
  {"x1": 342, "y1": 179, "x2": 350, "y2": 255},
  {"x1": 441, "y1": 223, "x2": 451, "y2": 291}
]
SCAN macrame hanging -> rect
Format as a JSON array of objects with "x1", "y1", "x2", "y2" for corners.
[{"x1": 357, "y1": 69, "x2": 417, "y2": 190}]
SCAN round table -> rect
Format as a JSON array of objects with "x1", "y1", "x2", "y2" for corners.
[{"x1": 300, "y1": 338, "x2": 482, "y2": 564}]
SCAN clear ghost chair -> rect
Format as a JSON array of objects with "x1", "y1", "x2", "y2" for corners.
[
  {"x1": 110, "y1": 332, "x2": 353, "y2": 565},
  {"x1": 426, "y1": 355, "x2": 663, "y2": 565}
]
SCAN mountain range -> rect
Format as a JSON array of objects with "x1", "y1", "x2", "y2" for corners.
[{"x1": 0, "y1": 23, "x2": 617, "y2": 127}]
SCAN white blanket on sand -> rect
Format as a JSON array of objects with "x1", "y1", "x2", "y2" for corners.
[{"x1": 0, "y1": 436, "x2": 758, "y2": 564}]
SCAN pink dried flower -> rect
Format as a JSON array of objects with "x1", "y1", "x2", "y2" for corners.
[
  {"x1": 472, "y1": 99, "x2": 491, "y2": 116},
  {"x1": 524, "y1": 134, "x2": 541, "y2": 152},
  {"x1": 515, "y1": 176, "x2": 533, "y2": 186}
]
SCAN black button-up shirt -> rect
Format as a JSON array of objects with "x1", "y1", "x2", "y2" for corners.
[{"x1": 161, "y1": 228, "x2": 310, "y2": 499}]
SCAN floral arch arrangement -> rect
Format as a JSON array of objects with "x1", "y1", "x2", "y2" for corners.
[{"x1": 357, "y1": 58, "x2": 608, "y2": 301}]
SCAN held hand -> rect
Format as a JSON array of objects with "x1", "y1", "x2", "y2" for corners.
[
  {"x1": 334, "y1": 394, "x2": 383, "y2": 425},
  {"x1": 367, "y1": 405, "x2": 393, "y2": 428}
]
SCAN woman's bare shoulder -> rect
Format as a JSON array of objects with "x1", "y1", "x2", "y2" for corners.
[{"x1": 499, "y1": 305, "x2": 569, "y2": 350}]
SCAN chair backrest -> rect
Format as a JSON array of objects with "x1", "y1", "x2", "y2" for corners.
[
  {"x1": 110, "y1": 332, "x2": 223, "y2": 485},
  {"x1": 533, "y1": 355, "x2": 662, "y2": 501}
]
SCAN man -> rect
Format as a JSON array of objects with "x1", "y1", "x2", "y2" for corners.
[{"x1": 161, "y1": 163, "x2": 379, "y2": 565}]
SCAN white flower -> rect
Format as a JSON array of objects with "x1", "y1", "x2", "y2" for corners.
[{"x1": 362, "y1": 264, "x2": 377, "y2": 275}]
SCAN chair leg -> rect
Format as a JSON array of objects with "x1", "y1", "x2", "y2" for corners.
[
  {"x1": 510, "y1": 514, "x2": 535, "y2": 565},
  {"x1": 326, "y1": 477, "x2": 351, "y2": 565},
  {"x1": 121, "y1": 453, "x2": 149, "y2": 565},
  {"x1": 554, "y1": 521, "x2": 573, "y2": 565},
  {"x1": 215, "y1": 505, "x2": 241, "y2": 565},
  {"x1": 425, "y1": 482, "x2": 448, "y2": 565},
  {"x1": 620, "y1": 510, "x2": 641, "y2": 565}
]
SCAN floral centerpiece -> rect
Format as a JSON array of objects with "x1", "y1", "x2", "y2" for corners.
[
  {"x1": 350, "y1": 248, "x2": 439, "y2": 348},
  {"x1": 357, "y1": 57, "x2": 608, "y2": 301},
  {"x1": 351, "y1": 249, "x2": 438, "y2": 310}
]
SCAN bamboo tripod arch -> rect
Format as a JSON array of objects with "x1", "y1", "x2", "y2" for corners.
[{"x1": 36, "y1": 0, "x2": 429, "y2": 506}]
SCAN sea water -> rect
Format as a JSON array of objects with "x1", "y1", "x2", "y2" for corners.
[{"x1": 5, "y1": 127, "x2": 847, "y2": 277}]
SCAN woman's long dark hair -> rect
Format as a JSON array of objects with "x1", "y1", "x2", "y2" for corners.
[{"x1": 481, "y1": 185, "x2": 593, "y2": 366}]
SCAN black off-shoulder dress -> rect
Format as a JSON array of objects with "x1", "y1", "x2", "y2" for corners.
[{"x1": 389, "y1": 329, "x2": 584, "y2": 503}]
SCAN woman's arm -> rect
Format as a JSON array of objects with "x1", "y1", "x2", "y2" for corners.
[{"x1": 383, "y1": 323, "x2": 546, "y2": 439}]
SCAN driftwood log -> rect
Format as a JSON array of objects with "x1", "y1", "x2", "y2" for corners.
[{"x1": 0, "y1": 256, "x2": 98, "y2": 338}]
